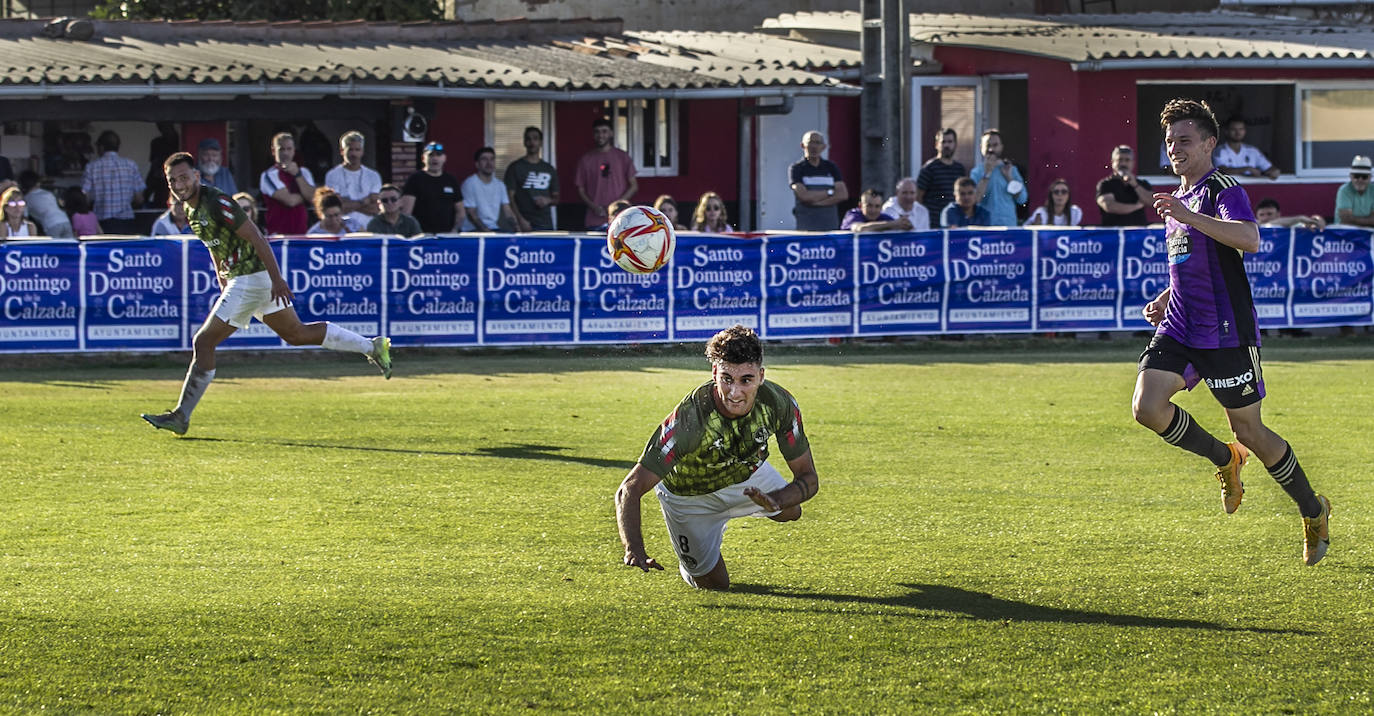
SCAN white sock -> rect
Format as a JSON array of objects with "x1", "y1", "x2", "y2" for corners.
[
  {"x1": 321, "y1": 322, "x2": 374, "y2": 355},
  {"x1": 173, "y1": 366, "x2": 215, "y2": 419}
]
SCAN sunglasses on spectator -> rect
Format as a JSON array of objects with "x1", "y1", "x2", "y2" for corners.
[
  {"x1": 379, "y1": 196, "x2": 400, "y2": 203},
  {"x1": 1051, "y1": 189, "x2": 1069, "y2": 195},
  {"x1": 1353, "y1": 174, "x2": 1370, "y2": 180},
  {"x1": 5, "y1": 200, "x2": 24, "y2": 207},
  {"x1": 707, "y1": 204, "x2": 723, "y2": 211}
]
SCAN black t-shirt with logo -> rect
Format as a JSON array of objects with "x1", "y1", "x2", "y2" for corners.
[
  {"x1": 1095, "y1": 175, "x2": 1153, "y2": 226},
  {"x1": 403, "y1": 170, "x2": 463, "y2": 234}
]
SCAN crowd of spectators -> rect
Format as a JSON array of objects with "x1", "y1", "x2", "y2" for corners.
[{"x1": 0, "y1": 114, "x2": 1366, "y2": 241}]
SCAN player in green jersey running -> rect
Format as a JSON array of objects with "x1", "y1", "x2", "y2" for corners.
[
  {"x1": 615, "y1": 325, "x2": 820, "y2": 590},
  {"x1": 140, "y1": 152, "x2": 392, "y2": 436}
]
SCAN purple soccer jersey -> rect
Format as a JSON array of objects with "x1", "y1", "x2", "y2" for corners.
[{"x1": 1158, "y1": 169, "x2": 1260, "y2": 349}]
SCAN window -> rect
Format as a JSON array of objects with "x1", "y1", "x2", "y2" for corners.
[
  {"x1": 485, "y1": 100, "x2": 555, "y2": 175},
  {"x1": 1300, "y1": 87, "x2": 1374, "y2": 174},
  {"x1": 601, "y1": 98, "x2": 678, "y2": 176},
  {"x1": 1136, "y1": 82, "x2": 1295, "y2": 176}
]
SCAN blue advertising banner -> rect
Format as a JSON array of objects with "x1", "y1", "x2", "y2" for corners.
[
  {"x1": 1035, "y1": 228, "x2": 1120, "y2": 331},
  {"x1": 480, "y1": 236, "x2": 575, "y2": 344},
  {"x1": 671, "y1": 234, "x2": 762, "y2": 341},
  {"x1": 185, "y1": 239, "x2": 286, "y2": 348},
  {"x1": 0, "y1": 240, "x2": 81, "y2": 352},
  {"x1": 1290, "y1": 228, "x2": 1373, "y2": 326},
  {"x1": 856, "y1": 231, "x2": 944, "y2": 335},
  {"x1": 578, "y1": 238, "x2": 669, "y2": 342},
  {"x1": 946, "y1": 230, "x2": 1034, "y2": 333},
  {"x1": 764, "y1": 234, "x2": 854, "y2": 338},
  {"x1": 1120, "y1": 228, "x2": 1170, "y2": 330},
  {"x1": 385, "y1": 236, "x2": 480, "y2": 346},
  {"x1": 285, "y1": 238, "x2": 384, "y2": 339},
  {"x1": 82, "y1": 239, "x2": 184, "y2": 350},
  {"x1": 1249, "y1": 227, "x2": 1292, "y2": 327}
]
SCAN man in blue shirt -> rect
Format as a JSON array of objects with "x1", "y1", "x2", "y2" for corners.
[
  {"x1": 941, "y1": 177, "x2": 992, "y2": 227},
  {"x1": 969, "y1": 129, "x2": 1027, "y2": 226}
]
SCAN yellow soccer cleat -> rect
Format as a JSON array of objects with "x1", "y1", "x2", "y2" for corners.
[
  {"x1": 1302, "y1": 494, "x2": 1331, "y2": 566},
  {"x1": 1215, "y1": 442, "x2": 1247, "y2": 514}
]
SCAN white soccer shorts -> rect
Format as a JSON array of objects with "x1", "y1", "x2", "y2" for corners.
[
  {"x1": 655, "y1": 461, "x2": 789, "y2": 582},
  {"x1": 211, "y1": 270, "x2": 291, "y2": 328}
]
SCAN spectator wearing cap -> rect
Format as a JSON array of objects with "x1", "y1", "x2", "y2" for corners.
[
  {"x1": 81, "y1": 129, "x2": 145, "y2": 234},
  {"x1": 1335, "y1": 155, "x2": 1374, "y2": 227},
  {"x1": 197, "y1": 137, "x2": 237, "y2": 195},
  {"x1": 401, "y1": 142, "x2": 465, "y2": 234},
  {"x1": 575, "y1": 118, "x2": 637, "y2": 230}
]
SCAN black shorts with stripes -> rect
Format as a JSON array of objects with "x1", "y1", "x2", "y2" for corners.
[{"x1": 1138, "y1": 333, "x2": 1266, "y2": 409}]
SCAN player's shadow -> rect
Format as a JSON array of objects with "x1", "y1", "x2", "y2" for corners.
[
  {"x1": 727, "y1": 582, "x2": 1312, "y2": 635},
  {"x1": 179, "y1": 437, "x2": 631, "y2": 470}
]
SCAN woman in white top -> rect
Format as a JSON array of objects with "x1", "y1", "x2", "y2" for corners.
[
  {"x1": 691, "y1": 191, "x2": 735, "y2": 234},
  {"x1": 1, "y1": 186, "x2": 37, "y2": 238},
  {"x1": 1024, "y1": 179, "x2": 1082, "y2": 227}
]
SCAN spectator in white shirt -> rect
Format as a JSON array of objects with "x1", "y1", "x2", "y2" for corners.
[
  {"x1": 1214, "y1": 117, "x2": 1279, "y2": 179},
  {"x1": 461, "y1": 146, "x2": 516, "y2": 232},
  {"x1": 323, "y1": 131, "x2": 382, "y2": 229},
  {"x1": 1024, "y1": 179, "x2": 1083, "y2": 226},
  {"x1": 880, "y1": 177, "x2": 930, "y2": 232}
]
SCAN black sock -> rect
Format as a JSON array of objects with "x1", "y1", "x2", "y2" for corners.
[
  {"x1": 1266, "y1": 443, "x2": 1322, "y2": 518},
  {"x1": 1159, "y1": 406, "x2": 1232, "y2": 467}
]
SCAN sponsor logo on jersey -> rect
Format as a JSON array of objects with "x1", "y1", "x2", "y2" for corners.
[
  {"x1": 1204, "y1": 369, "x2": 1254, "y2": 390},
  {"x1": 1167, "y1": 229, "x2": 1191, "y2": 266}
]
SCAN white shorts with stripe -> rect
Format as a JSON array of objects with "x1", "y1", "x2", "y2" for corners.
[
  {"x1": 654, "y1": 462, "x2": 788, "y2": 582},
  {"x1": 211, "y1": 270, "x2": 291, "y2": 329}
]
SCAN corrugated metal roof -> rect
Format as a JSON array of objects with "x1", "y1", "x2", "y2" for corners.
[
  {"x1": 762, "y1": 10, "x2": 1374, "y2": 67},
  {"x1": 0, "y1": 18, "x2": 860, "y2": 94}
]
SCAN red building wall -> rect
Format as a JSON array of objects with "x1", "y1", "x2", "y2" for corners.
[{"x1": 934, "y1": 46, "x2": 1374, "y2": 221}]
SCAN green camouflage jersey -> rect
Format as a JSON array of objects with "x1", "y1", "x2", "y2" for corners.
[
  {"x1": 186, "y1": 184, "x2": 266, "y2": 281},
  {"x1": 638, "y1": 380, "x2": 810, "y2": 496}
]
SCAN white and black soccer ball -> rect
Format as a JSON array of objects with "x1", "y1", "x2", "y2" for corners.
[{"x1": 607, "y1": 205, "x2": 677, "y2": 274}]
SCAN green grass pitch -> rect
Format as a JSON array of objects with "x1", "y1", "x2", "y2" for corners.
[{"x1": 1, "y1": 337, "x2": 1372, "y2": 713}]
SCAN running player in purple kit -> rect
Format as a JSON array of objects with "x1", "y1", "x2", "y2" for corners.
[{"x1": 1133, "y1": 98, "x2": 1331, "y2": 565}]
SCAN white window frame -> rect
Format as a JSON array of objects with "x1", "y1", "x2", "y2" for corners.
[
  {"x1": 483, "y1": 100, "x2": 556, "y2": 172},
  {"x1": 908, "y1": 76, "x2": 985, "y2": 174},
  {"x1": 603, "y1": 98, "x2": 679, "y2": 177},
  {"x1": 1136, "y1": 78, "x2": 1374, "y2": 182},
  {"x1": 1293, "y1": 80, "x2": 1374, "y2": 180}
]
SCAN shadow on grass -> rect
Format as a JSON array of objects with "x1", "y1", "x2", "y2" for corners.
[
  {"x1": 180, "y1": 437, "x2": 632, "y2": 470},
  {"x1": 727, "y1": 582, "x2": 1313, "y2": 635}
]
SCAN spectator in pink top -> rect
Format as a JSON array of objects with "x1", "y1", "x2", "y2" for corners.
[
  {"x1": 258, "y1": 132, "x2": 316, "y2": 235},
  {"x1": 575, "y1": 118, "x2": 637, "y2": 230}
]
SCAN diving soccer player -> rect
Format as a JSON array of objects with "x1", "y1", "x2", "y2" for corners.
[
  {"x1": 615, "y1": 325, "x2": 819, "y2": 590},
  {"x1": 141, "y1": 152, "x2": 392, "y2": 436},
  {"x1": 1136, "y1": 99, "x2": 1330, "y2": 565}
]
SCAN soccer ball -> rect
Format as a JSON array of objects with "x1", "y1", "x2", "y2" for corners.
[{"x1": 607, "y1": 205, "x2": 676, "y2": 274}]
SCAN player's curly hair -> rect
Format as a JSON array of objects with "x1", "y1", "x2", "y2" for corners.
[
  {"x1": 1160, "y1": 98, "x2": 1219, "y2": 141},
  {"x1": 705, "y1": 324, "x2": 763, "y2": 366}
]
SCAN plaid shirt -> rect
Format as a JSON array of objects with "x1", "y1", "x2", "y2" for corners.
[{"x1": 82, "y1": 151, "x2": 145, "y2": 220}]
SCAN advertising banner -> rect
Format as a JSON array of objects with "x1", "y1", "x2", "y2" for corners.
[
  {"x1": 385, "y1": 236, "x2": 481, "y2": 346},
  {"x1": 1290, "y1": 227, "x2": 1373, "y2": 326},
  {"x1": 671, "y1": 234, "x2": 762, "y2": 341},
  {"x1": 0, "y1": 239, "x2": 81, "y2": 352},
  {"x1": 185, "y1": 239, "x2": 286, "y2": 348},
  {"x1": 1035, "y1": 228, "x2": 1121, "y2": 331},
  {"x1": 856, "y1": 231, "x2": 945, "y2": 335},
  {"x1": 1120, "y1": 227, "x2": 1171, "y2": 330},
  {"x1": 578, "y1": 239, "x2": 669, "y2": 342},
  {"x1": 946, "y1": 230, "x2": 1034, "y2": 333},
  {"x1": 82, "y1": 239, "x2": 184, "y2": 350},
  {"x1": 763, "y1": 233, "x2": 854, "y2": 338},
  {"x1": 284, "y1": 238, "x2": 384, "y2": 340},
  {"x1": 480, "y1": 235, "x2": 576, "y2": 344},
  {"x1": 1249, "y1": 227, "x2": 1292, "y2": 327}
]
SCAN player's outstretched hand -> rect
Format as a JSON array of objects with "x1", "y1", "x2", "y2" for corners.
[
  {"x1": 624, "y1": 549, "x2": 663, "y2": 572},
  {"x1": 743, "y1": 486, "x2": 781, "y2": 512}
]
